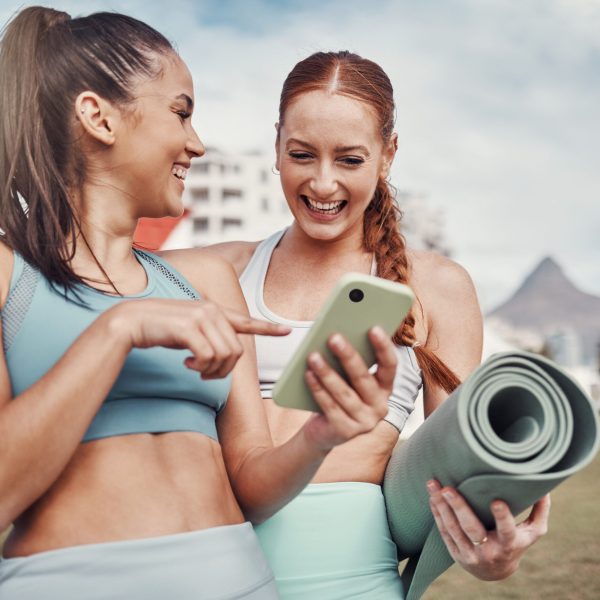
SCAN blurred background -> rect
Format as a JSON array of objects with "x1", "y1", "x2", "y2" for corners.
[{"x1": 1, "y1": 1, "x2": 598, "y2": 597}]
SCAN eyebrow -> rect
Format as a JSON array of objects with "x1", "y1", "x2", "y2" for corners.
[
  {"x1": 286, "y1": 138, "x2": 370, "y2": 157},
  {"x1": 175, "y1": 94, "x2": 194, "y2": 112}
]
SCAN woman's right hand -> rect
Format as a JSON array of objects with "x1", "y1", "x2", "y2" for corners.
[{"x1": 108, "y1": 299, "x2": 290, "y2": 380}]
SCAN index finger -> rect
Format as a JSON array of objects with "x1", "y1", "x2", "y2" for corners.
[
  {"x1": 521, "y1": 494, "x2": 551, "y2": 540},
  {"x1": 225, "y1": 310, "x2": 291, "y2": 336}
]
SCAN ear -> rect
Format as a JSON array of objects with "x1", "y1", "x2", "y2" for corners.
[
  {"x1": 274, "y1": 122, "x2": 281, "y2": 170},
  {"x1": 75, "y1": 91, "x2": 119, "y2": 147},
  {"x1": 380, "y1": 132, "x2": 398, "y2": 179}
]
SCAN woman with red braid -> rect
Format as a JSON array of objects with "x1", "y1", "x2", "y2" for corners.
[{"x1": 197, "y1": 51, "x2": 550, "y2": 598}]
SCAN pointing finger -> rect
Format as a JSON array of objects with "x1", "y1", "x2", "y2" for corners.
[{"x1": 224, "y1": 309, "x2": 291, "y2": 336}]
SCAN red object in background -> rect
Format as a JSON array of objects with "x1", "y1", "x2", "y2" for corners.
[{"x1": 134, "y1": 209, "x2": 190, "y2": 251}]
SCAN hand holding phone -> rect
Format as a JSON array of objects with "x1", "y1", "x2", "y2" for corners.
[{"x1": 272, "y1": 273, "x2": 414, "y2": 412}]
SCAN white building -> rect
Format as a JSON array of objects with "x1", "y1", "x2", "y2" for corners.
[{"x1": 169, "y1": 147, "x2": 291, "y2": 249}]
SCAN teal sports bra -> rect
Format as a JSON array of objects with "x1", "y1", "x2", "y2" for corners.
[{"x1": 1, "y1": 250, "x2": 230, "y2": 442}]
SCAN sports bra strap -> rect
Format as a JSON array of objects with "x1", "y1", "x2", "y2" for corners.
[{"x1": 135, "y1": 250, "x2": 200, "y2": 300}]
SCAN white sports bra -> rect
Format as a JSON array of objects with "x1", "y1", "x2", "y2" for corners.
[{"x1": 239, "y1": 229, "x2": 422, "y2": 431}]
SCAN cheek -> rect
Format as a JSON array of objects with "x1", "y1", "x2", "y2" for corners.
[
  {"x1": 347, "y1": 171, "x2": 379, "y2": 204},
  {"x1": 279, "y1": 169, "x2": 300, "y2": 199}
]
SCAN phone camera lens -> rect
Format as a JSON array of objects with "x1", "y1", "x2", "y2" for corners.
[{"x1": 349, "y1": 288, "x2": 364, "y2": 303}]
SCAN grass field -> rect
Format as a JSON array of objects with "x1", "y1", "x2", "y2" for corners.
[
  {"x1": 425, "y1": 451, "x2": 600, "y2": 600},
  {"x1": 1, "y1": 454, "x2": 598, "y2": 599}
]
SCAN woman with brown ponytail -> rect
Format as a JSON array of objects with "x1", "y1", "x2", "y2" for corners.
[
  {"x1": 0, "y1": 11, "x2": 400, "y2": 599},
  {"x1": 205, "y1": 51, "x2": 551, "y2": 598}
]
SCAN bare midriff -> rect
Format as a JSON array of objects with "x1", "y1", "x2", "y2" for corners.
[
  {"x1": 4, "y1": 432, "x2": 244, "y2": 558},
  {"x1": 264, "y1": 399, "x2": 400, "y2": 486}
]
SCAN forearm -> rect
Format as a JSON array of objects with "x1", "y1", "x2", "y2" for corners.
[
  {"x1": 0, "y1": 307, "x2": 131, "y2": 528},
  {"x1": 229, "y1": 423, "x2": 330, "y2": 524}
]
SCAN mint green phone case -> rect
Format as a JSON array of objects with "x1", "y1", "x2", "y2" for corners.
[{"x1": 272, "y1": 273, "x2": 414, "y2": 412}]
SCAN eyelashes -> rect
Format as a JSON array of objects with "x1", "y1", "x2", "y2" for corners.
[
  {"x1": 341, "y1": 157, "x2": 364, "y2": 166},
  {"x1": 287, "y1": 152, "x2": 365, "y2": 167},
  {"x1": 288, "y1": 151, "x2": 312, "y2": 161}
]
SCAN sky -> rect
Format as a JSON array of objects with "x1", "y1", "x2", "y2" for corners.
[{"x1": 1, "y1": 0, "x2": 598, "y2": 310}]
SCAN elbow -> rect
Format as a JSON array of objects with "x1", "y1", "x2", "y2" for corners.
[
  {"x1": 247, "y1": 511, "x2": 269, "y2": 526},
  {"x1": 237, "y1": 499, "x2": 272, "y2": 526},
  {"x1": 0, "y1": 477, "x2": 29, "y2": 531},
  {"x1": 0, "y1": 503, "x2": 15, "y2": 533}
]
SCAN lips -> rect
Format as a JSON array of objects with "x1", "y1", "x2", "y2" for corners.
[{"x1": 301, "y1": 194, "x2": 347, "y2": 215}]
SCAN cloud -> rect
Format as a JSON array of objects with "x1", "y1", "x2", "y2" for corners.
[{"x1": 1, "y1": 0, "x2": 598, "y2": 308}]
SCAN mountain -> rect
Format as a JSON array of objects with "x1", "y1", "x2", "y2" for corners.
[{"x1": 488, "y1": 257, "x2": 600, "y2": 364}]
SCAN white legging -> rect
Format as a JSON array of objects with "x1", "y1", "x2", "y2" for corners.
[{"x1": 0, "y1": 522, "x2": 278, "y2": 599}]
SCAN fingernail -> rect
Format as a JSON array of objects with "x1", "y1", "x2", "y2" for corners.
[
  {"x1": 492, "y1": 502, "x2": 503, "y2": 513},
  {"x1": 426, "y1": 481, "x2": 437, "y2": 494},
  {"x1": 330, "y1": 334, "x2": 344, "y2": 350},
  {"x1": 308, "y1": 353, "x2": 324, "y2": 368},
  {"x1": 371, "y1": 325, "x2": 385, "y2": 338},
  {"x1": 442, "y1": 490, "x2": 454, "y2": 501}
]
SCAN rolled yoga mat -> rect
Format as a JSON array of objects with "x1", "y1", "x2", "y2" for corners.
[{"x1": 383, "y1": 351, "x2": 599, "y2": 600}]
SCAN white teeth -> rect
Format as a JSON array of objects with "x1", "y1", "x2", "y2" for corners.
[
  {"x1": 304, "y1": 196, "x2": 344, "y2": 213},
  {"x1": 172, "y1": 166, "x2": 188, "y2": 180}
]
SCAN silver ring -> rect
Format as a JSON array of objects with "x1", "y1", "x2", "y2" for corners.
[{"x1": 471, "y1": 536, "x2": 488, "y2": 546}]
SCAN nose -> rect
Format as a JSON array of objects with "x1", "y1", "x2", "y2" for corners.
[
  {"x1": 308, "y1": 163, "x2": 338, "y2": 199},
  {"x1": 187, "y1": 125, "x2": 205, "y2": 158}
]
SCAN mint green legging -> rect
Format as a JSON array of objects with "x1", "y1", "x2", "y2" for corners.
[{"x1": 255, "y1": 482, "x2": 404, "y2": 599}]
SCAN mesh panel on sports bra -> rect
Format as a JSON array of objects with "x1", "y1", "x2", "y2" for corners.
[
  {"x1": 1, "y1": 251, "x2": 198, "y2": 354},
  {"x1": 2, "y1": 261, "x2": 39, "y2": 354},
  {"x1": 136, "y1": 251, "x2": 199, "y2": 300},
  {"x1": 2, "y1": 263, "x2": 39, "y2": 353}
]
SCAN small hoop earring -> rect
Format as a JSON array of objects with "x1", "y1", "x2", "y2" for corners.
[{"x1": 271, "y1": 164, "x2": 280, "y2": 175}]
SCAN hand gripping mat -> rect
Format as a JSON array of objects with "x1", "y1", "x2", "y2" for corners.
[{"x1": 383, "y1": 351, "x2": 599, "y2": 600}]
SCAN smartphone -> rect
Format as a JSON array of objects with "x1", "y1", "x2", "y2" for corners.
[{"x1": 272, "y1": 273, "x2": 414, "y2": 412}]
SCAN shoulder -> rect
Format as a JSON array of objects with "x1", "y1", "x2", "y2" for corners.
[
  {"x1": 408, "y1": 249, "x2": 477, "y2": 304},
  {"x1": 204, "y1": 241, "x2": 262, "y2": 277},
  {"x1": 0, "y1": 240, "x2": 15, "y2": 308},
  {"x1": 407, "y1": 248, "x2": 481, "y2": 346},
  {"x1": 157, "y1": 247, "x2": 247, "y2": 311},
  {"x1": 160, "y1": 241, "x2": 260, "y2": 279}
]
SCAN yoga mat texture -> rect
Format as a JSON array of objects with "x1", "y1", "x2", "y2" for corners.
[{"x1": 383, "y1": 351, "x2": 599, "y2": 600}]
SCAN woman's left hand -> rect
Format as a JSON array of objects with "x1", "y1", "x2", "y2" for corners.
[{"x1": 427, "y1": 480, "x2": 551, "y2": 580}]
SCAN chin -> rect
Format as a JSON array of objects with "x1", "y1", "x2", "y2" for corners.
[
  {"x1": 166, "y1": 204, "x2": 185, "y2": 218},
  {"x1": 299, "y1": 219, "x2": 350, "y2": 242},
  {"x1": 160, "y1": 194, "x2": 185, "y2": 218}
]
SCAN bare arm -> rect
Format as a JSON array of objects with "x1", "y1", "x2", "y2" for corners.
[
  {"x1": 163, "y1": 249, "x2": 395, "y2": 523},
  {"x1": 0, "y1": 306, "x2": 131, "y2": 529},
  {"x1": 410, "y1": 251, "x2": 550, "y2": 580},
  {"x1": 0, "y1": 244, "x2": 287, "y2": 529},
  {"x1": 412, "y1": 252, "x2": 483, "y2": 416}
]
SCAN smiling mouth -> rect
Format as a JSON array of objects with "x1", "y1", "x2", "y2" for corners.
[
  {"x1": 172, "y1": 166, "x2": 188, "y2": 181},
  {"x1": 301, "y1": 195, "x2": 347, "y2": 215}
]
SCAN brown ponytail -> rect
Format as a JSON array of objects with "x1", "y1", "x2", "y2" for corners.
[
  {"x1": 0, "y1": 6, "x2": 174, "y2": 297},
  {"x1": 278, "y1": 51, "x2": 461, "y2": 394}
]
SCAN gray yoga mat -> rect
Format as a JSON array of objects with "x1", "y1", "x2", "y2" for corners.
[{"x1": 383, "y1": 351, "x2": 599, "y2": 600}]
